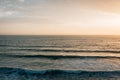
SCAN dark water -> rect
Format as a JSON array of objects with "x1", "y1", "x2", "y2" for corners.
[{"x1": 0, "y1": 35, "x2": 120, "y2": 80}]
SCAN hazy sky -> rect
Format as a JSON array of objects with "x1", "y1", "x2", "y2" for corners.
[{"x1": 0, "y1": 0, "x2": 120, "y2": 35}]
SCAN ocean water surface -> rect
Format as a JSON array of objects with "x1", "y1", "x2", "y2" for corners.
[{"x1": 0, "y1": 35, "x2": 120, "y2": 80}]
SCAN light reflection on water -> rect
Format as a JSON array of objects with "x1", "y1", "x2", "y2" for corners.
[{"x1": 0, "y1": 35, "x2": 120, "y2": 70}]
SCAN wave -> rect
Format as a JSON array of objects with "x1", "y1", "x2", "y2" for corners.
[
  {"x1": 1, "y1": 45, "x2": 120, "y2": 53},
  {"x1": 0, "y1": 45, "x2": 71, "y2": 48},
  {"x1": 0, "y1": 67, "x2": 120, "y2": 80},
  {"x1": 0, "y1": 54, "x2": 120, "y2": 59},
  {"x1": 0, "y1": 67, "x2": 120, "y2": 76},
  {"x1": 8, "y1": 48, "x2": 120, "y2": 53}
]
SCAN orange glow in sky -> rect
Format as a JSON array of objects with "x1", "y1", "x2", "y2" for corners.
[{"x1": 0, "y1": 0, "x2": 120, "y2": 35}]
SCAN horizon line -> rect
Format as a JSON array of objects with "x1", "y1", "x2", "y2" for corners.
[{"x1": 0, "y1": 34, "x2": 120, "y2": 36}]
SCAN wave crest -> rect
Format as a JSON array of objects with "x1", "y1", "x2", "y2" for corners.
[
  {"x1": 1, "y1": 54, "x2": 120, "y2": 59},
  {"x1": 0, "y1": 67, "x2": 120, "y2": 80},
  {"x1": 6, "y1": 48, "x2": 120, "y2": 53},
  {"x1": 0, "y1": 67, "x2": 120, "y2": 75}
]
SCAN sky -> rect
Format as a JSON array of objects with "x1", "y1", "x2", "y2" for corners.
[{"x1": 0, "y1": 0, "x2": 120, "y2": 35}]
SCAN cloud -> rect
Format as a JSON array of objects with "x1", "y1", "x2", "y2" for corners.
[
  {"x1": 0, "y1": 10, "x2": 24, "y2": 18},
  {"x1": 18, "y1": 0, "x2": 25, "y2": 2}
]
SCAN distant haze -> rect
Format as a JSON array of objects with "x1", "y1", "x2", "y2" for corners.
[{"x1": 0, "y1": 0, "x2": 120, "y2": 35}]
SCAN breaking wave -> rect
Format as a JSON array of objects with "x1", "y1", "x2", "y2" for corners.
[
  {"x1": 0, "y1": 67, "x2": 120, "y2": 80},
  {"x1": 0, "y1": 67, "x2": 120, "y2": 76}
]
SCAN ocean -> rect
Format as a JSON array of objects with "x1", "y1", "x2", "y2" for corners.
[{"x1": 0, "y1": 35, "x2": 120, "y2": 80}]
